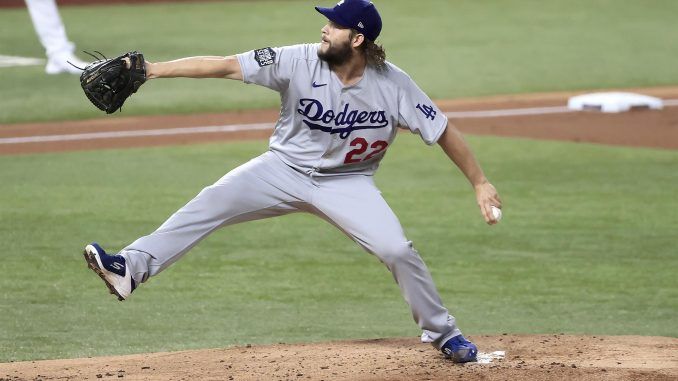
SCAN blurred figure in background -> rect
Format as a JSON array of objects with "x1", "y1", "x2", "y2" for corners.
[{"x1": 25, "y1": 0, "x2": 88, "y2": 74}]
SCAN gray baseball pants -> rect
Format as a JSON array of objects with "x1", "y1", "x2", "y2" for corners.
[{"x1": 120, "y1": 151, "x2": 461, "y2": 347}]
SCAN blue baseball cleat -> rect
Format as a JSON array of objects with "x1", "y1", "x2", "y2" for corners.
[
  {"x1": 83, "y1": 242, "x2": 135, "y2": 301},
  {"x1": 441, "y1": 335, "x2": 478, "y2": 363}
]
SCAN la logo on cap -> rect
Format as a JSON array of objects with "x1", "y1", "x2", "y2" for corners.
[{"x1": 358, "y1": 21, "x2": 364, "y2": 28}]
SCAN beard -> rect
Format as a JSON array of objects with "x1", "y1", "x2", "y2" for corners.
[{"x1": 318, "y1": 38, "x2": 353, "y2": 66}]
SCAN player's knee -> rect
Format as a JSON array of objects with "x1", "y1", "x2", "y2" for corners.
[{"x1": 374, "y1": 241, "x2": 415, "y2": 266}]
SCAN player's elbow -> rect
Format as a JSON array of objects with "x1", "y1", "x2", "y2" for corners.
[{"x1": 220, "y1": 55, "x2": 243, "y2": 80}]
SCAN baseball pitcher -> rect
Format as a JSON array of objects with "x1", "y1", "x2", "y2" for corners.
[{"x1": 83, "y1": 0, "x2": 502, "y2": 363}]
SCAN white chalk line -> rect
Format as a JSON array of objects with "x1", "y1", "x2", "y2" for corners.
[
  {"x1": 445, "y1": 106, "x2": 574, "y2": 118},
  {"x1": 0, "y1": 123, "x2": 273, "y2": 145},
  {"x1": 1, "y1": 99, "x2": 677, "y2": 145},
  {"x1": 0, "y1": 55, "x2": 44, "y2": 68},
  {"x1": 445, "y1": 98, "x2": 678, "y2": 118}
]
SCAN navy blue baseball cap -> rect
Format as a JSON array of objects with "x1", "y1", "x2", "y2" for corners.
[{"x1": 315, "y1": 0, "x2": 382, "y2": 41}]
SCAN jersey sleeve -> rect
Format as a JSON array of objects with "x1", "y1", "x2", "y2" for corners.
[
  {"x1": 236, "y1": 44, "x2": 310, "y2": 93},
  {"x1": 397, "y1": 77, "x2": 448, "y2": 145}
]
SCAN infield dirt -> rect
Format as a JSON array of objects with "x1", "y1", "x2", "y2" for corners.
[
  {"x1": 1, "y1": 89, "x2": 676, "y2": 380},
  {"x1": 1, "y1": 335, "x2": 676, "y2": 381},
  {"x1": 1, "y1": 86, "x2": 677, "y2": 155}
]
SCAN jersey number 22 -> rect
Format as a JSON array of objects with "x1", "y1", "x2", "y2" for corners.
[{"x1": 344, "y1": 137, "x2": 389, "y2": 164}]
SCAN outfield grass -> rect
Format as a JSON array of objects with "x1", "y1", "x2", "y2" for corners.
[
  {"x1": 0, "y1": 134, "x2": 676, "y2": 361},
  {"x1": 1, "y1": 0, "x2": 678, "y2": 123}
]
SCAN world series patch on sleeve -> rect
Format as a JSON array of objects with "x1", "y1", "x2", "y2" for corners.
[{"x1": 254, "y1": 47, "x2": 276, "y2": 67}]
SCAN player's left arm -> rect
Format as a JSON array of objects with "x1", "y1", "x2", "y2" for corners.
[
  {"x1": 145, "y1": 56, "x2": 243, "y2": 80},
  {"x1": 122, "y1": 55, "x2": 243, "y2": 80},
  {"x1": 437, "y1": 122, "x2": 502, "y2": 225}
]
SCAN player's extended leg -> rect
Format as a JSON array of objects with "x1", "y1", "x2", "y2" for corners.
[
  {"x1": 309, "y1": 174, "x2": 468, "y2": 355},
  {"x1": 116, "y1": 152, "x2": 313, "y2": 285},
  {"x1": 24, "y1": 0, "x2": 87, "y2": 74}
]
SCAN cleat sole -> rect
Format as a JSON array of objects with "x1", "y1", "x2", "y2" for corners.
[{"x1": 83, "y1": 250, "x2": 125, "y2": 301}]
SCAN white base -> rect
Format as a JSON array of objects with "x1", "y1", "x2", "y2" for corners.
[{"x1": 568, "y1": 92, "x2": 663, "y2": 113}]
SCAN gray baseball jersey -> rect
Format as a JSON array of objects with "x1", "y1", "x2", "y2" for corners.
[
  {"x1": 119, "y1": 43, "x2": 461, "y2": 349},
  {"x1": 237, "y1": 44, "x2": 447, "y2": 176}
]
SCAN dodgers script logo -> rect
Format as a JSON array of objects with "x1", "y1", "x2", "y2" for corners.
[{"x1": 297, "y1": 98, "x2": 389, "y2": 139}]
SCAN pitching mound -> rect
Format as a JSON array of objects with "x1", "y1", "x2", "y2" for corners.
[{"x1": 2, "y1": 334, "x2": 676, "y2": 380}]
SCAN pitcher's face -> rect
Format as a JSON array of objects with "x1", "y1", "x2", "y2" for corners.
[{"x1": 318, "y1": 21, "x2": 354, "y2": 65}]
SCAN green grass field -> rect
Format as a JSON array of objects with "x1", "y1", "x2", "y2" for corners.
[
  {"x1": 0, "y1": 0, "x2": 677, "y2": 363},
  {"x1": 1, "y1": 0, "x2": 678, "y2": 123},
  {"x1": 1, "y1": 135, "x2": 676, "y2": 361}
]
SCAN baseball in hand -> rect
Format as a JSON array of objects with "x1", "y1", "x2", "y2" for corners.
[{"x1": 491, "y1": 205, "x2": 502, "y2": 221}]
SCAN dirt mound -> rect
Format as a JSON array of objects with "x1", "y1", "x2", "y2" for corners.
[{"x1": 1, "y1": 335, "x2": 676, "y2": 381}]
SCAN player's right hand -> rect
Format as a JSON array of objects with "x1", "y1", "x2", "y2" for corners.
[{"x1": 474, "y1": 181, "x2": 502, "y2": 225}]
